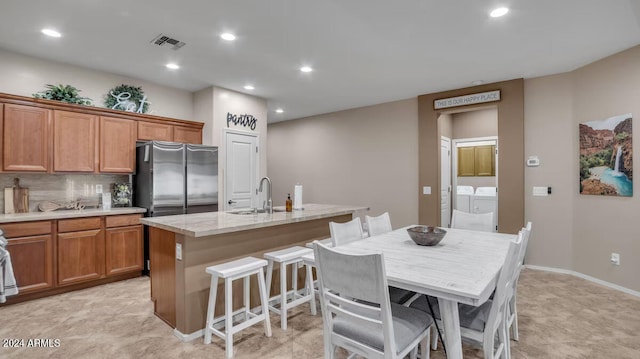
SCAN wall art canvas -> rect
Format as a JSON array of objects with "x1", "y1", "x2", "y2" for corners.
[{"x1": 579, "y1": 113, "x2": 632, "y2": 196}]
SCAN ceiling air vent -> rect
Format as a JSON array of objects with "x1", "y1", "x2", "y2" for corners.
[{"x1": 150, "y1": 33, "x2": 186, "y2": 50}]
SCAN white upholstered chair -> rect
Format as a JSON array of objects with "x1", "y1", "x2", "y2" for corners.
[
  {"x1": 506, "y1": 222, "x2": 532, "y2": 341},
  {"x1": 410, "y1": 230, "x2": 524, "y2": 359},
  {"x1": 451, "y1": 209, "x2": 494, "y2": 232},
  {"x1": 365, "y1": 212, "x2": 393, "y2": 237},
  {"x1": 329, "y1": 217, "x2": 365, "y2": 246},
  {"x1": 313, "y1": 241, "x2": 433, "y2": 359}
]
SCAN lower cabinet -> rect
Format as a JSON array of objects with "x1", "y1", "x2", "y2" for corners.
[
  {"x1": 0, "y1": 214, "x2": 142, "y2": 304},
  {"x1": 105, "y1": 225, "x2": 143, "y2": 276},
  {"x1": 3, "y1": 221, "x2": 54, "y2": 294}
]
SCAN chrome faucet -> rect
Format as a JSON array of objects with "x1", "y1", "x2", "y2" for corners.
[{"x1": 259, "y1": 176, "x2": 273, "y2": 214}]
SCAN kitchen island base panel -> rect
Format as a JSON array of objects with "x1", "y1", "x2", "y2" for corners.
[{"x1": 150, "y1": 214, "x2": 351, "y2": 336}]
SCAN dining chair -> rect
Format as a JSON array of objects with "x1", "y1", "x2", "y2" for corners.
[
  {"x1": 410, "y1": 230, "x2": 524, "y2": 359},
  {"x1": 365, "y1": 212, "x2": 415, "y2": 305},
  {"x1": 450, "y1": 209, "x2": 494, "y2": 232},
  {"x1": 365, "y1": 212, "x2": 393, "y2": 237},
  {"x1": 506, "y1": 222, "x2": 532, "y2": 341},
  {"x1": 313, "y1": 241, "x2": 433, "y2": 359},
  {"x1": 329, "y1": 217, "x2": 365, "y2": 246}
]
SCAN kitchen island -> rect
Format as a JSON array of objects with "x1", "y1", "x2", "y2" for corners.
[{"x1": 139, "y1": 203, "x2": 368, "y2": 340}]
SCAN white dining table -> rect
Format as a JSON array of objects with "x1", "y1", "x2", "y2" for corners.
[{"x1": 334, "y1": 226, "x2": 515, "y2": 359}]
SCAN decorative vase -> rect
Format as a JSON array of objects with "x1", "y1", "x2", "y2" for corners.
[{"x1": 111, "y1": 183, "x2": 132, "y2": 207}]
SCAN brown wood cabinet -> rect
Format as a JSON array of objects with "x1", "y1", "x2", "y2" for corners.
[
  {"x1": 138, "y1": 121, "x2": 173, "y2": 141},
  {"x1": 99, "y1": 116, "x2": 137, "y2": 173},
  {"x1": 174, "y1": 126, "x2": 202, "y2": 144},
  {"x1": 3, "y1": 221, "x2": 54, "y2": 294},
  {"x1": 457, "y1": 145, "x2": 495, "y2": 177},
  {"x1": 57, "y1": 217, "x2": 104, "y2": 286},
  {"x1": 0, "y1": 93, "x2": 204, "y2": 174},
  {"x1": 53, "y1": 110, "x2": 97, "y2": 172},
  {"x1": 105, "y1": 225, "x2": 143, "y2": 276},
  {"x1": 3, "y1": 104, "x2": 51, "y2": 172}
]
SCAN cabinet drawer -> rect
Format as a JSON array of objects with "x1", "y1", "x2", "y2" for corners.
[
  {"x1": 2, "y1": 221, "x2": 52, "y2": 238},
  {"x1": 106, "y1": 214, "x2": 142, "y2": 228},
  {"x1": 58, "y1": 217, "x2": 101, "y2": 233}
]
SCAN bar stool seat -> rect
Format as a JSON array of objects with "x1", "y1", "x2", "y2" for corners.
[
  {"x1": 204, "y1": 256, "x2": 272, "y2": 359},
  {"x1": 264, "y1": 246, "x2": 316, "y2": 330}
]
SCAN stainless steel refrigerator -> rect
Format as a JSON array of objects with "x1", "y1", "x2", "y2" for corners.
[{"x1": 134, "y1": 141, "x2": 218, "y2": 272}]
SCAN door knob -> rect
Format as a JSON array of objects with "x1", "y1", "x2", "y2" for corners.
[{"x1": 228, "y1": 200, "x2": 236, "y2": 205}]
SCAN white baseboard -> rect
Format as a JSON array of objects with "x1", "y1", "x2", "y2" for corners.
[
  {"x1": 525, "y1": 265, "x2": 640, "y2": 298},
  {"x1": 173, "y1": 328, "x2": 204, "y2": 342}
]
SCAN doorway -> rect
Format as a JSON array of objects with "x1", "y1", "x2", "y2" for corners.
[{"x1": 224, "y1": 130, "x2": 259, "y2": 211}]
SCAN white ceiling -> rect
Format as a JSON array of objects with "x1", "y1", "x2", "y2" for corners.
[{"x1": 0, "y1": 0, "x2": 639, "y2": 123}]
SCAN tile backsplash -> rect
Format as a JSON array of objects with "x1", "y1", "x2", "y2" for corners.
[{"x1": 0, "y1": 174, "x2": 130, "y2": 213}]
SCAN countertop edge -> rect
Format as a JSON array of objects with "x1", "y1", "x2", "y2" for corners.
[{"x1": 0, "y1": 207, "x2": 147, "y2": 223}]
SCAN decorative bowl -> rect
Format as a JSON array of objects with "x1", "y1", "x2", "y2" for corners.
[{"x1": 407, "y1": 226, "x2": 446, "y2": 246}]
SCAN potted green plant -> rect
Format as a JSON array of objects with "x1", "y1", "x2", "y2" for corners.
[{"x1": 33, "y1": 84, "x2": 93, "y2": 106}]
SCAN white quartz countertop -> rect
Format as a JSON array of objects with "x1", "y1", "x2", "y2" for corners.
[
  {"x1": 0, "y1": 207, "x2": 147, "y2": 223},
  {"x1": 139, "y1": 203, "x2": 369, "y2": 237}
]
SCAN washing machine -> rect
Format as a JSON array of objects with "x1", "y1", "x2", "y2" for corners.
[
  {"x1": 455, "y1": 185, "x2": 474, "y2": 213},
  {"x1": 473, "y1": 186, "x2": 497, "y2": 231}
]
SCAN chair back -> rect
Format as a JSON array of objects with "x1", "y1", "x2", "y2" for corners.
[
  {"x1": 485, "y1": 231, "x2": 523, "y2": 331},
  {"x1": 313, "y1": 241, "x2": 396, "y2": 356},
  {"x1": 365, "y1": 212, "x2": 392, "y2": 237},
  {"x1": 330, "y1": 217, "x2": 365, "y2": 246},
  {"x1": 451, "y1": 209, "x2": 494, "y2": 232}
]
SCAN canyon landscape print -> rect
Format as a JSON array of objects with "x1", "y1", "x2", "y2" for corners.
[{"x1": 579, "y1": 114, "x2": 633, "y2": 197}]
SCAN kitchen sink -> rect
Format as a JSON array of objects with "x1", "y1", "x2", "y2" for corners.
[{"x1": 228, "y1": 208, "x2": 286, "y2": 215}]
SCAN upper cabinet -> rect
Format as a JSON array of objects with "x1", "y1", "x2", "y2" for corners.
[
  {"x1": 174, "y1": 126, "x2": 202, "y2": 144},
  {"x1": 3, "y1": 104, "x2": 51, "y2": 172},
  {"x1": 0, "y1": 94, "x2": 204, "y2": 174},
  {"x1": 457, "y1": 145, "x2": 496, "y2": 177},
  {"x1": 53, "y1": 111, "x2": 97, "y2": 172},
  {"x1": 100, "y1": 117, "x2": 137, "y2": 173}
]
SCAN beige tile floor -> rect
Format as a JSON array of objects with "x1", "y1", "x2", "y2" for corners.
[{"x1": 1, "y1": 269, "x2": 639, "y2": 358}]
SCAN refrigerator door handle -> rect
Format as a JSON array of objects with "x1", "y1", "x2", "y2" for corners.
[{"x1": 228, "y1": 200, "x2": 236, "y2": 205}]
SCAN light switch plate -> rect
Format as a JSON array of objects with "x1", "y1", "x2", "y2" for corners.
[
  {"x1": 423, "y1": 186, "x2": 431, "y2": 195},
  {"x1": 532, "y1": 187, "x2": 548, "y2": 196},
  {"x1": 95, "y1": 184, "x2": 103, "y2": 194}
]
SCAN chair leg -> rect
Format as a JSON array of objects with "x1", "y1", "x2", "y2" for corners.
[
  {"x1": 225, "y1": 278, "x2": 234, "y2": 359},
  {"x1": 422, "y1": 328, "x2": 430, "y2": 359},
  {"x1": 431, "y1": 325, "x2": 438, "y2": 350},
  {"x1": 306, "y1": 264, "x2": 317, "y2": 315},
  {"x1": 204, "y1": 275, "x2": 219, "y2": 345},
  {"x1": 257, "y1": 268, "x2": 272, "y2": 337},
  {"x1": 265, "y1": 260, "x2": 274, "y2": 301},
  {"x1": 243, "y1": 276, "x2": 250, "y2": 321},
  {"x1": 510, "y1": 295, "x2": 519, "y2": 341},
  {"x1": 280, "y1": 261, "x2": 288, "y2": 330},
  {"x1": 410, "y1": 346, "x2": 418, "y2": 359}
]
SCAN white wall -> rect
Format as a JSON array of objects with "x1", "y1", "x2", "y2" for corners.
[
  {"x1": 0, "y1": 49, "x2": 194, "y2": 120},
  {"x1": 267, "y1": 98, "x2": 419, "y2": 228}
]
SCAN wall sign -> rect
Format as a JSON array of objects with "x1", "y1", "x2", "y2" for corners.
[
  {"x1": 434, "y1": 90, "x2": 500, "y2": 110},
  {"x1": 227, "y1": 112, "x2": 258, "y2": 130}
]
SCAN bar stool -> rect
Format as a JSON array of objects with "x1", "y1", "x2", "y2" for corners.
[
  {"x1": 264, "y1": 246, "x2": 316, "y2": 330},
  {"x1": 204, "y1": 256, "x2": 272, "y2": 359}
]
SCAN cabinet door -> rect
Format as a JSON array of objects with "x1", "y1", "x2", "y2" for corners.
[
  {"x1": 105, "y1": 225, "x2": 143, "y2": 276},
  {"x1": 6, "y1": 235, "x2": 54, "y2": 293},
  {"x1": 173, "y1": 126, "x2": 202, "y2": 144},
  {"x1": 57, "y1": 229, "x2": 104, "y2": 286},
  {"x1": 53, "y1": 110, "x2": 97, "y2": 172},
  {"x1": 138, "y1": 121, "x2": 173, "y2": 141},
  {"x1": 3, "y1": 104, "x2": 51, "y2": 172},
  {"x1": 457, "y1": 147, "x2": 475, "y2": 177},
  {"x1": 99, "y1": 116, "x2": 137, "y2": 173},
  {"x1": 475, "y1": 145, "x2": 495, "y2": 176}
]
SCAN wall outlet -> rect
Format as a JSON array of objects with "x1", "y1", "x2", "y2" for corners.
[
  {"x1": 95, "y1": 184, "x2": 103, "y2": 194},
  {"x1": 610, "y1": 252, "x2": 620, "y2": 265},
  {"x1": 176, "y1": 243, "x2": 183, "y2": 261}
]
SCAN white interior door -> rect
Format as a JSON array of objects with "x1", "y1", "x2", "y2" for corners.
[
  {"x1": 225, "y1": 131, "x2": 258, "y2": 211},
  {"x1": 440, "y1": 137, "x2": 451, "y2": 227}
]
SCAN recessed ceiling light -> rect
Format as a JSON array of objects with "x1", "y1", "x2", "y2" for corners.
[
  {"x1": 41, "y1": 28, "x2": 61, "y2": 38},
  {"x1": 244, "y1": 85, "x2": 255, "y2": 90},
  {"x1": 165, "y1": 63, "x2": 180, "y2": 70},
  {"x1": 490, "y1": 7, "x2": 509, "y2": 17},
  {"x1": 300, "y1": 66, "x2": 313, "y2": 73},
  {"x1": 275, "y1": 108, "x2": 284, "y2": 113},
  {"x1": 472, "y1": 80, "x2": 484, "y2": 86},
  {"x1": 220, "y1": 33, "x2": 236, "y2": 41}
]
